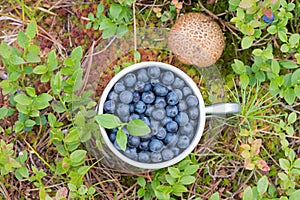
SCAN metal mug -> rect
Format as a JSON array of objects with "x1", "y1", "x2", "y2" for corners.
[{"x1": 91, "y1": 61, "x2": 241, "y2": 172}]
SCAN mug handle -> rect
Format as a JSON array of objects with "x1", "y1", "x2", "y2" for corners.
[{"x1": 205, "y1": 103, "x2": 241, "y2": 115}]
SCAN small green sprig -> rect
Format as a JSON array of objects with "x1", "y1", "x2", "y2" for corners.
[{"x1": 95, "y1": 114, "x2": 151, "y2": 151}]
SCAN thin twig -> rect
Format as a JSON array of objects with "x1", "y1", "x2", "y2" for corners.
[{"x1": 133, "y1": 2, "x2": 137, "y2": 57}]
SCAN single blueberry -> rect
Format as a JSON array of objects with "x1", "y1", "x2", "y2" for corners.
[
  {"x1": 145, "y1": 105, "x2": 155, "y2": 116},
  {"x1": 164, "y1": 133, "x2": 178, "y2": 146},
  {"x1": 117, "y1": 103, "x2": 130, "y2": 117},
  {"x1": 108, "y1": 91, "x2": 118, "y2": 101},
  {"x1": 179, "y1": 122, "x2": 194, "y2": 137},
  {"x1": 161, "y1": 71, "x2": 175, "y2": 85},
  {"x1": 156, "y1": 127, "x2": 167, "y2": 140},
  {"x1": 155, "y1": 97, "x2": 167, "y2": 108},
  {"x1": 104, "y1": 100, "x2": 116, "y2": 114},
  {"x1": 140, "y1": 134, "x2": 152, "y2": 142},
  {"x1": 172, "y1": 77, "x2": 185, "y2": 89},
  {"x1": 135, "y1": 81, "x2": 146, "y2": 92},
  {"x1": 148, "y1": 66, "x2": 161, "y2": 79},
  {"x1": 114, "y1": 82, "x2": 125, "y2": 93},
  {"x1": 153, "y1": 83, "x2": 169, "y2": 96},
  {"x1": 162, "y1": 116, "x2": 172, "y2": 126},
  {"x1": 132, "y1": 91, "x2": 140, "y2": 103},
  {"x1": 124, "y1": 147, "x2": 138, "y2": 160},
  {"x1": 172, "y1": 147, "x2": 180, "y2": 156},
  {"x1": 124, "y1": 73, "x2": 137, "y2": 87},
  {"x1": 138, "y1": 151, "x2": 150, "y2": 163},
  {"x1": 174, "y1": 89, "x2": 183, "y2": 100},
  {"x1": 120, "y1": 115, "x2": 129, "y2": 123},
  {"x1": 182, "y1": 86, "x2": 192, "y2": 96},
  {"x1": 129, "y1": 113, "x2": 140, "y2": 121},
  {"x1": 139, "y1": 140, "x2": 150, "y2": 150},
  {"x1": 119, "y1": 90, "x2": 133, "y2": 104},
  {"x1": 178, "y1": 100, "x2": 188, "y2": 111},
  {"x1": 140, "y1": 116, "x2": 151, "y2": 126},
  {"x1": 128, "y1": 135, "x2": 141, "y2": 148},
  {"x1": 109, "y1": 132, "x2": 116, "y2": 143},
  {"x1": 151, "y1": 108, "x2": 166, "y2": 121},
  {"x1": 135, "y1": 101, "x2": 146, "y2": 114},
  {"x1": 149, "y1": 139, "x2": 164, "y2": 152},
  {"x1": 175, "y1": 112, "x2": 189, "y2": 126},
  {"x1": 137, "y1": 69, "x2": 149, "y2": 82},
  {"x1": 143, "y1": 83, "x2": 152, "y2": 92},
  {"x1": 162, "y1": 149, "x2": 174, "y2": 161},
  {"x1": 150, "y1": 120, "x2": 160, "y2": 135},
  {"x1": 166, "y1": 91, "x2": 179, "y2": 105},
  {"x1": 262, "y1": 13, "x2": 275, "y2": 24},
  {"x1": 166, "y1": 121, "x2": 179, "y2": 133},
  {"x1": 186, "y1": 95, "x2": 198, "y2": 107},
  {"x1": 141, "y1": 91, "x2": 155, "y2": 104},
  {"x1": 177, "y1": 135, "x2": 190, "y2": 149},
  {"x1": 188, "y1": 107, "x2": 199, "y2": 120},
  {"x1": 150, "y1": 79, "x2": 160, "y2": 86},
  {"x1": 190, "y1": 120, "x2": 197, "y2": 127},
  {"x1": 151, "y1": 152, "x2": 163, "y2": 163},
  {"x1": 166, "y1": 105, "x2": 178, "y2": 117}
]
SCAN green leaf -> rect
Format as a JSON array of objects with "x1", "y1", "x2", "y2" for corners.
[
  {"x1": 280, "y1": 44, "x2": 289, "y2": 53},
  {"x1": 288, "y1": 112, "x2": 297, "y2": 124},
  {"x1": 26, "y1": 20, "x2": 37, "y2": 39},
  {"x1": 101, "y1": 24, "x2": 117, "y2": 39},
  {"x1": 209, "y1": 192, "x2": 220, "y2": 200},
  {"x1": 172, "y1": 184, "x2": 187, "y2": 193},
  {"x1": 179, "y1": 175, "x2": 195, "y2": 185},
  {"x1": 33, "y1": 65, "x2": 48, "y2": 74},
  {"x1": 293, "y1": 158, "x2": 300, "y2": 168},
  {"x1": 116, "y1": 129, "x2": 127, "y2": 151},
  {"x1": 294, "y1": 85, "x2": 300, "y2": 99},
  {"x1": 184, "y1": 165, "x2": 199, "y2": 175},
  {"x1": 109, "y1": 3, "x2": 122, "y2": 20},
  {"x1": 71, "y1": 46, "x2": 83, "y2": 62},
  {"x1": 242, "y1": 186, "x2": 253, "y2": 200},
  {"x1": 240, "y1": 73, "x2": 249, "y2": 89},
  {"x1": 25, "y1": 87, "x2": 36, "y2": 97},
  {"x1": 267, "y1": 25, "x2": 277, "y2": 34},
  {"x1": 0, "y1": 107, "x2": 8, "y2": 119},
  {"x1": 25, "y1": 119, "x2": 36, "y2": 127},
  {"x1": 257, "y1": 176, "x2": 268, "y2": 195},
  {"x1": 51, "y1": 72, "x2": 62, "y2": 94},
  {"x1": 86, "y1": 22, "x2": 92, "y2": 29},
  {"x1": 137, "y1": 188, "x2": 145, "y2": 198},
  {"x1": 17, "y1": 31, "x2": 29, "y2": 48},
  {"x1": 25, "y1": 52, "x2": 41, "y2": 63},
  {"x1": 279, "y1": 158, "x2": 290, "y2": 171},
  {"x1": 291, "y1": 68, "x2": 300, "y2": 85},
  {"x1": 47, "y1": 50, "x2": 58, "y2": 71},
  {"x1": 116, "y1": 24, "x2": 128, "y2": 38},
  {"x1": 127, "y1": 119, "x2": 151, "y2": 136},
  {"x1": 14, "y1": 94, "x2": 33, "y2": 105},
  {"x1": 232, "y1": 59, "x2": 245, "y2": 74},
  {"x1": 97, "y1": 4, "x2": 104, "y2": 16},
  {"x1": 241, "y1": 36, "x2": 254, "y2": 49},
  {"x1": 289, "y1": 34, "x2": 300, "y2": 46},
  {"x1": 28, "y1": 44, "x2": 40, "y2": 55},
  {"x1": 165, "y1": 175, "x2": 176, "y2": 185},
  {"x1": 290, "y1": 190, "x2": 300, "y2": 200},
  {"x1": 271, "y1": 60, "x2": 280, "y2": 74},
  {"x1": 0, "y1": 42, "x2": 11, "y2": 58},
  {"x1": 10, "y1": 55, "x2": 25, "y2": 65},
  {"x1": 279, "y1": 60, "x2": 298, "y2": 69},
  {"x1": 278, "y1": 30, "x2": 287, "y2": 42},
  {"x1": 63, "y1": 58, "x2": 74, "y2": 67},
  {"x1": 48, "y1": 113, "x2": 56, "y2": 127},
  {"x1": 168, "y1": 167, "x2": 180, "y2": 178},
  {"x1": 95, "y1": 114, "x2": 122, "y2": 129},
  {"x1": 282, "y1": 88, "x2": 295, "y2": 105},
  {"x1": 70, "y1": 150, "x2": 87, "y2": 166},
  {"x1": 52, "y1": 101, "x2": 65, "y2": 113},
  {"x1": 137, "y1": 176, "x2": 146, "y2": 187},
  {"x1": 88, "y1": 13, "x2": 95, "y2": 21}
]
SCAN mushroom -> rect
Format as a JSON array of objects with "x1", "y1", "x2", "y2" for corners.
[{"x1": 168, "y1": 13, "x2": 225, "y2": 67}]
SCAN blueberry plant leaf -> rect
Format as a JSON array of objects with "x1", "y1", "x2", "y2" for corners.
[
  {"x1": 127, "y1": 119, "x2": 151, "y2": 136},
  {"x1": 116, "y1": 129, "x2": 127, "y2": 151},
  {"x1": 26, "y1": 20, "x2": 37, "y2": 39},
  {"x1": 257, "y1": 175, "x2": 269, "y2": 195},
  {"x1": 95, "y1": 114, "x2": 122, "y2": 129}
]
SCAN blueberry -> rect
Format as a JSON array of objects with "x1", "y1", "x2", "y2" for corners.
[
  {"x1": 114, "y1": 82, "x2": 125, "y2": 93},
  {"x1": 177, "y1": 135, "x2": 190, "y2": 149},
  {"x1": 139, "y1": 140, "x2": 150, "y2": 150},
  {"x1": 124, "y1": 73, "x2": 137, "y2": 87},
  {"x1": 156, "y1": 127, "x2": 167, "y2": 140},
  {"x1": 161, "y1": 71, "x2": 174, "y2": 85},
  {"x1": 179, "y1": 122, "x2": 194, "y2": 136},
  {"x1": 120, "y1": 115, "x2": 129, "y2": 123},
  {"x1": 129, "y1": 113, "x2": 140, "y2": 121},
  {"x1": 178, "y1": 100, "x2": 188, "y2": 111},
  {"x1": 162, "y1": 116, "x2": 172, "y2": 126},
  {"x1": 175, "y1": 112, "x2": 189, "y2": 126},
  {"x1": 186, "y1": 95, "x2": 198, "y2": 107},
  {"x1": 148, "y1": 66, "x2": 161, "y2": 79},
  {"x1": 164, "y1": 133, "x2": 178, "y2": 146},
  {"x1": 119, "y1": 90, "x2": 133, "y2": 104},
  {"x1": 262, "y1": 13, "x2": 275, "y2": 24},
  {"x1": 140, "y1": 116, "x2": 151, "y2": 126},
  {"x1": 166, "y1": 91, "x2": 179, "y2": 105},
  {"x1": 172, "y1": 147, "x2": 180, "y2": 156},
  {"x1": 188, "y1": 107, "x2": 199, "y2": 119},
  {"x1": 138, "y1": 151, "x2": 150, "y2": 163},
  {"x1": 137, "y1": 69, "x2": 149, "y2": 82},
  {"x1": 154, "y1": 97, "x2": 167, "y2": 108},
  {"x1": 135, "y1": 101, "x2": 146, "y2": 114},
  {"x1": 128, "y1": 135, "x2": 141, "y2": 148},
  {"x1": 140, "y1": 134, "x2": 152, "y2": 142},
  {"x1": 108, "y1": 91, "x2": 118, "y2": 101},
  {"x1": 104, "y1": 100, "x2": 116, "y2": 113},
  {"x1": 150, "y1": 79, "x2": 160, "y2": 86},
  {"x1": 182, "y1": 86, "x2": 192, "y2": 96},
  {"x1": 143, "y1": 83, "x2": 152, "y2": 92},
  {"x1": 124, "y1": 148, "x2": 138, "y2": 160},
  {"x1": 135, "y1": 81, "x2": 146, "y2": 92},
  {"x1": 149, "y1": 139, "x2": 164, "y2": 152},
  {"x1": 141, "y1": 91, "x2": 155, "y2": 104},
  {"x1": 114, "y1": 140, "x2": 122, "y2": 151},
  {"x1": 150, "y1": 120, "x2": 160, "y2": 135},
  {"x1": 174, "y1": 89, "x2": 183, "y2": 100},
  {"x1": 166, "y1": 121, "x2": 178, "y2": 132},
  {"x1": 166, "y1": 105, "x2": 178, "y2": 117},
  {"x1": 190, "y1": 120, "x2": 197, "y2": 127},
  {"x1": 173, "y1": 77, "x2": 185, "y2": 89},
  {"x1": 117, "y1": 103, "x2": 130, "y2": 117},
  {"x1": 153, "y1": 83, "x2": 168, "y2": 96},
  {"x1": 145, "y1": 105, "x2": 155, "y2": 116},
  {"x1": 151, "y1": 108, "x2": 166, "y2": 120},
  {"x1": 109, "y1": 132, "x2": 116, "y2": 143},
  {"x1": 151, "y1": 152, "x2": 162, "y2": 163},
  {"x1": 162, "y1": 149, "x2": 174, "y2": 161},
  {"x1": 132, "y1": 91, "x2": 140, "y2": 103}
]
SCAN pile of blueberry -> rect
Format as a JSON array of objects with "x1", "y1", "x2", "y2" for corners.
[{"x1": 103, "y1": 66, "x2": 200, "y2": 163}]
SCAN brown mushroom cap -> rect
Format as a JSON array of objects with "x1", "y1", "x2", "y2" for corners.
[{"x1": 168, "y1": 13, "x2": 225, "y2": 67}]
